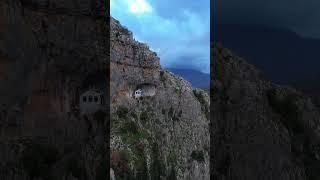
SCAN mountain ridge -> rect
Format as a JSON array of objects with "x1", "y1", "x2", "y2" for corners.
[
  {"x1": 211, "y1": 42, "x2": 320, "y2": 180},
  {"x1": 166, "y1": 68, "x2": 210, "y2": 88},
  {"x1": 213, "y1": 23, "x2": 320, "y2": 84}
]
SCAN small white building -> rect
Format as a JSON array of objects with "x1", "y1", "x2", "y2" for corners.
[
  {"x1": 79, "y1": 89, "x2": 104, "y2": 115},
  {"x1": 134, "y1": 89, "x2": 142, "y2": 99},
  {"x1": 133, "y1": 84, "x2": 157, "y2": 99}
]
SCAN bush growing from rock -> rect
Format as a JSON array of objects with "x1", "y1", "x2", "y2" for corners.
[
  {"x1": 267, "y1": 88, "x2": 303, "y2": 133},
  {"x1": 117, "y1": 106, "x2": 129, "y2": 119},
  {"x1": 191, "y1": 150, "x2": 205, "y2": 163}
]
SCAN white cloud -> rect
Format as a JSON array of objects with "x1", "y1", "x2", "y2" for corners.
[
  {"x1": 111, "y1": 0, "x2": 210, "y2": 73},
  {"x1": 128, "y1": 0, "x2": 153, "y2": 14}
]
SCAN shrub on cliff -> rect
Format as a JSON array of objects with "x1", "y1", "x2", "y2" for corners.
[
  {"x1": 117, "y1": 106, "x2": 129, "y2": 119},
  {"x1": 267, "y1": 88, "x2": 303, "y2": 133},
  {"x1": 191, "y1": 150, "x2": 205, "y2": 163}
]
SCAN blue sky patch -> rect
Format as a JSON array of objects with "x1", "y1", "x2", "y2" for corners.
[{"x1": 111, "y1": 0, "x2": 210, "y2": 73}]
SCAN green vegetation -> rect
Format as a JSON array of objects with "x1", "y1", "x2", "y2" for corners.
[
  {"x1": 175, "y1": 86, "x2": 182, "y2": 96},
  {"x1": 167, "y1": 151, "x2": 178, "y2": 166},
  {"x1": 134, "y1": 151, "x2": 148, "y2": 180},
  {"x1": 266, "y1": 88, "x2": 320, "y2": 180},
  {"x1": 119, "y1": 150, "x2": 131, "y2": 162},
  {"x1": 166, "y1": 106, "x2": 180, "y2": 121},
  {"x1": 160, "y1": 71, "x2": 166, "y2": 82},
  {"x1": 267, "y1": 88, "x2": 303, "y2": 133},
  {"x1": 191, "y1": 150, "x2": 205, "y2": 163},
  {"x1": 193, "y1": 89, "x2": 210, "y2": 120},
  {"x1": 112, "y1": 106, "x2": 172, "y2": 179},
  {"x1": 113, "y1": 106, "x2": 151, "y2": 146},
  {"x1": 117, "y1": 106, "x2": 129, "y2": 119},
  {"x1": 114, "y1": 148, "x2": 148, "y2": 180},
  {"x1": 140, "y1": 110, "x2": 149, "y2": 124},
  {"x1": 112, "y1": 106, "x2": 151, "y2": 147},
  {"x1": 140, "y1": 107, "x2": 156, "y2": 126},
  {"x1": 113, "y1": 143, "x2": 149, "y2": 179},
  {"x1": 130, "y1": 111, "x2": 138, "y2": 119},
  {"x1": 151, "y1": 143, "x2": 165, "y2": 180},
  {"x1": 119, "y1": 120, "x2": 139, "y2": 134},
  {"x1": 113, "y1": 150, "x2": 132, "y2": 180},
  {"x1": 193, "y1": 89, "x2": 206, "y2": 105},
  {"x1": 119, "y1": 120, "x2": 149, "y2": 145}
]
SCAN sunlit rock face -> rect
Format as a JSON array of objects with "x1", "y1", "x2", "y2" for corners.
[
  {"x1": 110, "y1": 17, "x2": 161, "y2": 107},
  {"x1": 211, "y1": 43, "x2": 320, "y2": 180},
  {"x1": 110, "y1": 17, "x2": 210, "y2": 180}
]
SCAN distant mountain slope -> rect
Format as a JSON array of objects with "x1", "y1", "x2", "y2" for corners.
[
  {"x1": 167, "y1": 68, "x2": 210, "y2": 88},
  {"x1": 213, "y1": 23, "x2": 320, "y2": 84},
  {"x1": 212, "y1": 43, "x2": 320, "y2": 180}
]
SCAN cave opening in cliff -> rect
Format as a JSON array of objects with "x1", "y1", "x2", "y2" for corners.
[{"x1": 134, "y1": 83, "x2": 157, "y2": 97}]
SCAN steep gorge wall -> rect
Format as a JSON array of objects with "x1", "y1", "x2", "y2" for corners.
[
  {"x1": 110, "y1": 17, "x2": 160, "y2": 107},
  {"x1": 0, "y1": 0, "x2": 107, "y2": 133},
  {"x1": 110, "y1": 18, "x2": 210, "y2": 180},
  {"x1": 0, "y1": 0, "x2": 108, "y2": 179},
  {"x1": 211, "y1": 43, "x2": 320, "y2": 180}
]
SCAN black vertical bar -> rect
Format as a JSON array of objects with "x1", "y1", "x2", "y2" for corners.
[{"x1": 105, "y1": 0, "x2": 111, "y2": 179}]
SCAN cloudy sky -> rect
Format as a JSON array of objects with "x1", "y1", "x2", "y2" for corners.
[
  {"x1": 111, "y1": 0, "x2": 210, "y2": 73},
  {"x1": 213, "y1": 0, "x2": 320, "y2": 39}
]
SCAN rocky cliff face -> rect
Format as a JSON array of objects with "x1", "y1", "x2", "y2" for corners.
[
  {"x1": 211, "y1": 43, "x2": 320, "y2": 180},
  {"x1": 0, "y1": 0, "x2": 107, "y2": 179},
  {"x1": 110, "y1": 17, "x2": 210, "y2": 180}
]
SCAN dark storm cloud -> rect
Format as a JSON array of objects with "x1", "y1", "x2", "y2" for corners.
[
  {"x1": 111, "y1": 0, "x2": 210, "y2": 73},
  {"x1": 213, "y1": 0, "x2": 320, "y2": 38}
]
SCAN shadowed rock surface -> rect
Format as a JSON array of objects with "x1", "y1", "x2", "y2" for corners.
[
  {"x1": 211, "y1": 43, "x2": 320, "y2": 180},
  {"x1": 0, "y1": 0, "x2": 107, "y2": 179},
  {"x1": 110, "y1": 17, "x2": 210, "y2": 180}
]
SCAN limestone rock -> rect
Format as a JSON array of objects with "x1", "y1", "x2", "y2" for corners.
[
  {"x1": 0, "y1": 0, "x2": 107, "y2": 179},
  {"x1": 110, "y1": 18, "x2": 210, "y2": 180},
  {"x1": 211, "y1": 43, "x2": 320, "y2": 180}
]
